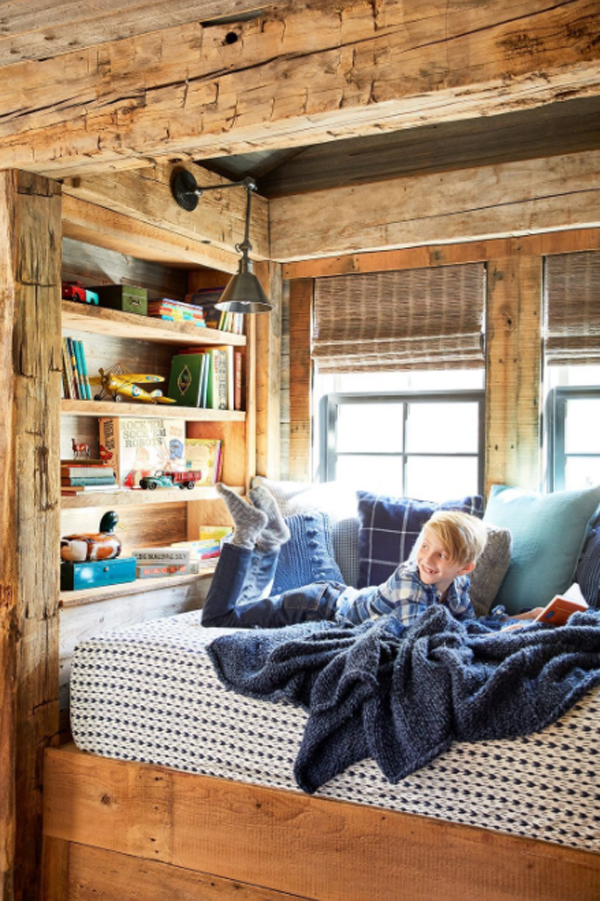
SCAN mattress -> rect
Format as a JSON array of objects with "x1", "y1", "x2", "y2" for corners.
[{"x1": 70, "y1": 610, "x2": 600, "y2": 852}]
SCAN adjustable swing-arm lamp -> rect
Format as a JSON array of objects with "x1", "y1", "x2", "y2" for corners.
[{"x1": 171, "y1": 170, "x2": 272, "y2": 314}]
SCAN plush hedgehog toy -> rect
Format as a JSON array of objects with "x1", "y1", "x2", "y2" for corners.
[{"x1": 60, "y1": 511, "x2": 122, "y2": 563}]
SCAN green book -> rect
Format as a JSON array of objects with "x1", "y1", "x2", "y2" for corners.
[{"x1": 168, "y1": 353, "x2": 205, "y2": 406}]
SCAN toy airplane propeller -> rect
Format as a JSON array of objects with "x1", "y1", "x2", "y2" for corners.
[{"x1": 89, "y1": 365, "x2": 176, "y2": 404}]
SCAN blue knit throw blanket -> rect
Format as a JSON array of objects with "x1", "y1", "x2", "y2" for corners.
[{"x1": 207, "y1": 606, "x2": 600, "y2": 793}]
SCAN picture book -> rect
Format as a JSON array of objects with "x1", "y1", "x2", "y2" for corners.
[
  {"x1": 184, "y1": 438, "x2": 222, "y2": 485},
  {"x1": 533, "y1": 589, "x2": 588, "y2": 625},
  {"x1": 99, "y1": 417, "x2": 186, "y2": 488}
]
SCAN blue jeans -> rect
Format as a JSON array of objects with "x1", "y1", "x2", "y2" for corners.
[{"x1": 201, "y1": 542, "x2": 344, "y2": 628}]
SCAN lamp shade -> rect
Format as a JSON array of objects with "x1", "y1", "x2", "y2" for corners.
[{"x1": 216, "y1": 258, "x2": 272, "y2": 313}]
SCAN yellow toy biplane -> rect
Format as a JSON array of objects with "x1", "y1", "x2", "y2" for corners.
[{"x1": 89, "y1": 365, "x2": 176, "y2": 404}]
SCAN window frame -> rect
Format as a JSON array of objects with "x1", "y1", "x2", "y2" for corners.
[
  {"x1": 546, "y1": 385, "x2": 600, "y2": 491},
  {"x1": 319, "y1": 390, "x2": 486, "y2": 496}
]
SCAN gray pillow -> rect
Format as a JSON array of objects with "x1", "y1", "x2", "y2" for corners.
[{"x1": 469, "y1": 524, "x2": 513, "y2": 617}]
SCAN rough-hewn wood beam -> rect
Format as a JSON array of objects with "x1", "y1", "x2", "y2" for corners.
[
  {"x1": 0, "y1": 0, "x2": 598, "y2": 177},
  {"x1": 62, "y1": 162, "x2": 270, "y2": 263},
  {"x1": 269, "y1": 150, "x2": 600, "y2": 261},
  {"x1": 0, "y1": 170, "x2": 62, "y2": 901},
  {"x1": 0, "y1": 1, "x2": 281, "y2": 66}
]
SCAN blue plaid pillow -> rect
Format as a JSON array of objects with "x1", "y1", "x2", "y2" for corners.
[
  {"x1": 357, "y1": 492, "x2": 484, "y2": 588},
  {"x1": 272, "y1": 511, "x2": 345, "y2": 594},
  {"x1": 576, "y1": 526, "x2": 600, "y2": 609}
]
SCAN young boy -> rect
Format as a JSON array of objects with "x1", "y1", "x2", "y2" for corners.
[{"x1": 201, "y1": 484, "x2": 489, "y2": 629}]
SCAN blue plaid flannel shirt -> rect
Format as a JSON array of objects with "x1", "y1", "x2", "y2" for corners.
[{"x1": 335, "y1": 560, "x2": 475, "y2": 626}]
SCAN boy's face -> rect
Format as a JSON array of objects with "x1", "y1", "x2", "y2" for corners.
[{"x1": 416, "y1": 526, "x2": 475, "y2": 596}]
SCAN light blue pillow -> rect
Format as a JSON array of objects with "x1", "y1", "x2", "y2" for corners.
[
  {"x1": 483, "y1": 484, "x2": 600, "y2": 613},
  {"x1": 272, "y1": 511, "x2": 345, "y2": 595}
]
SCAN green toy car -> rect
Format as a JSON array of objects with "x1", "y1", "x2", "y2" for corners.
[{"x1": 139, "y1": 472, "x2": 175, "y2": 490}]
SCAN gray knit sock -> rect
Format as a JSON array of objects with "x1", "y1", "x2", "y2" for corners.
[
  {"x1": 216, "y1": 483, "x2": 267, "y2": 549},
  {"x1": 249, "y1": 484, "x2": 291, "y2": 550}
]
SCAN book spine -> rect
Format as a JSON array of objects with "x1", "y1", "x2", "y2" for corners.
[
  {"x1": 62, "y1": 338, "x2": 76, "y2": 399},
  {"x1": 76, "y1": 339, "x2": 92, "y2": 400},
  {"x1": 61, "y1": 476, "x2": 116, "y2": 486},
  {"x1": 61, "y1": 466, "x2": 114, "y2": 478},
  {"x1": 234, "y1": 351, "x2": 243, "y2": 411},
  {"x1": 133, "y1": 549, "x2": 190, "y2": 565},
  {"x1": 66, "y1": 337, "x2": 83, "y2": 400},
  {"x1": 136, "y1": 564, "x2": 190, "y2": 578}
]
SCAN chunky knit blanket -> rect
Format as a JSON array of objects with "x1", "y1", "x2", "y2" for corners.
[{"x1": 207, "y1": 606, "x2": 600, "y2": 793}]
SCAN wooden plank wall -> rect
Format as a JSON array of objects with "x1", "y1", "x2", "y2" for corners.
[
  {"x1": 0, "y1": 171, "x2": 62, "y2": 901},
  {"x1": 283, "y1": 228, "x2": 600, "y2": 495}
]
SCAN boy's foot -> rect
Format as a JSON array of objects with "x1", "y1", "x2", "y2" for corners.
[
  {"x1": 216, "y1": 483, "x2": 267, "y2": 549},
  {"x1": 249, "y1": 484, "x2": 291, "y2": 550}
]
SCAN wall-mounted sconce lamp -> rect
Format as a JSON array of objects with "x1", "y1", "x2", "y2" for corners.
[{"x1": 171, "y1": 171, "x2": 272, "y2": 314}]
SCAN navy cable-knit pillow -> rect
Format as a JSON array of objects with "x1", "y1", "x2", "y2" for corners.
[
  {"x1": 357, "y1": 491, "x2": 484, "y2": 588},
  {"x1": 271, "y1": 511, "x2": 345, "y2": 594},
  {"x1": 576, "y1": 526, "x2": 600, "y2": 609}
]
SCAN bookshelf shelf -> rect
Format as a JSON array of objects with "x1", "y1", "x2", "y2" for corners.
[
  {"x1": 59, "y1": 567, "x2": 217, "y2": 609},
  {"x1": 60, "y1": 484, "x2": 243, "y2": 509},
  {"x1": 62, "y1": 300, "x2": 246, "y2": 347},
  {"x1": 61, "y1": 398, "x2": 245, "y2": 421}
]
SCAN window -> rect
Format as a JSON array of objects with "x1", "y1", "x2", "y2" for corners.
[
  {"x1": 320, "y1": 389, "x2": 485, "y2": 502},
  {"x1": 546, "y1": 385, "x2": 600, "y2": 491}
]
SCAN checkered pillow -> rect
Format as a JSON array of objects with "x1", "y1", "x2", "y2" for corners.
[{"x1": 357, "y1": 492, "x2": 484, "y2": 588}]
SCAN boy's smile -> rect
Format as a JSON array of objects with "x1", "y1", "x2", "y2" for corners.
[{"x1": 416, "y1": 526, "x2": 475, "y2": 597}]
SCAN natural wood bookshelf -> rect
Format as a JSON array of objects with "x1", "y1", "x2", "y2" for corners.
[
  {"x1": 60, "y1": 484, "x2": 242, "y2": 509},
  {"x1": 62, "y1": 398, "x2": 245, "y2": 422},
  {"x1": 59, "y1": 568, "x2": 217, "y2": 609},
  {"x1": 62, "y1": 299, "x2": 246, "y2": 347}
]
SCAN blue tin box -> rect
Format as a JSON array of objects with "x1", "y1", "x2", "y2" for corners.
[{"x1": 60, "y1": 557, "x2": 137, "y2": 591}]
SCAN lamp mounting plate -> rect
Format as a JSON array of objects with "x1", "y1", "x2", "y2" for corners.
[{"x1": 172, "y1": 170, "x2": 201, "y2": 211}]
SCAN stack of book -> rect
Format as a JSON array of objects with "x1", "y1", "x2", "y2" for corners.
[
  {"x1": 132, "y1": 546, "x2": 191, "y2": 579},
  {"x1": 168, "y1": 347, "x2": 243, "y2": 411},
  {"x1": 61, "y1": 460, "x2": 118, "y2": 495},
  {"x1": 147, "y1": 298, "x2": 207, "y2": 327},
  {"x1": 62, "y1": 336, "x2": 92, "y2": 400},
  {"x1": 185, "y1": 289, "x2": 244, "y2": 335}
]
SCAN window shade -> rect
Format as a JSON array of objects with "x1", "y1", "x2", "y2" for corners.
[
  {"x1": 312, "y1": 264, "x2": 486, "y2": 373},
  {"x1": 545, "y1": 251, "x2": 600, "y2": 365}
]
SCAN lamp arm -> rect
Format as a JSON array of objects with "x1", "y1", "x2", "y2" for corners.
[{"x1": 171, "y1": 170, "x2": 257, "y2": 211}]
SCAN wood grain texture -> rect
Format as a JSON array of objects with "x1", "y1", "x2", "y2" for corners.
[
  {"x1": 283, "y1": 228, "x2": 600, "y2": 280},
  {"x1": 43, "y1": 745, "x2": 600, "y2": 901},
  {"x1": 485, "y1": 250, "x2": 544, "y2": 494},
  {"x1": 1, "y1": 0, "x2": 598, "y2": 176},
  {"x1": 0, "y1": 170, "x2": 62, "y2": 901},
  {"x1": 270, "y1": 150, "x2": 600, "y2": 261},
  {"x1": 62, "y1": 163, "x2": 270, "y2": 262},
  {"x1": 288, "y1": 279, "x2": 312, "y2": 482},
  {"x1": 0, "y1": 0, "x2": 278, "y2": 66},
  {"x1": 254, "y1": 260, "x2": 282, "y2": 479}
]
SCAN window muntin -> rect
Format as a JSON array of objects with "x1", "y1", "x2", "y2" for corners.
[{"x1": 320, "y1": 391, "x2": 484, "y2": 502}]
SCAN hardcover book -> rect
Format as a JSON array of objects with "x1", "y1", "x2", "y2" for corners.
[
  {"x1": 167, "y1": 353, "x2": 206, "y2": 407},
  {"x1": 98, "y1": 417, "x2": 186, "y2": 488},
  {"x1": 184, "y1": 438, "x2": 222, "y2": 486}
]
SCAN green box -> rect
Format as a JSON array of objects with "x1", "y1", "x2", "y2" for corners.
[
  {"x1": 60, "y1": 557, "x2": 137, "y2": 591},
  {"x1": 91, "y1": 284, "x2": 148, "y2": 316}
]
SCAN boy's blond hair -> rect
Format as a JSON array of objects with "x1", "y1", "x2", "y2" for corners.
[{"x1": 420, "y1": 510, "x2": 487, "y2": 567}]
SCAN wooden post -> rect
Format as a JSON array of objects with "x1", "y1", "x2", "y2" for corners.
[
  {"x1": 0, "y1": 170, "x2": 62, "y2": 901},
  {"x1": 288, "y1": 279, "x2": 313, "y2": 482},
  {"x1": 254, "y1": 260, "x2": 282, "y2": 480},
  {"x1": 485, "y1": 246, "x2": 543, "y2": 497}
]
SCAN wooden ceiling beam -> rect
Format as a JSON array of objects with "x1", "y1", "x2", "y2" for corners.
[
  {"x1": 0, "y1": 0, "x2": 598, "y2": 177},
  {"x1": 0, "y1": 1, "x2": 281, "y2": 66},
  {"x1": 61, "y1": 161, "x2": 270, "y2": 262},
  {"x1": 269, "y1": 149, "x2": 600, "y2": 261}
]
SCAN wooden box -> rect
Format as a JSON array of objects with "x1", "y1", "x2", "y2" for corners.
[
  {"x1": 91, "y1": 284, "x2": 148, "y2": 316},
  {"x1": 60, "y1": 557, "x2": 137, "y2": 591}
]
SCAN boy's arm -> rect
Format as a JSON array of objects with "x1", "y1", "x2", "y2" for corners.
[{"x1": 336, "y1": 563, "x2": 429, "y2": 626}]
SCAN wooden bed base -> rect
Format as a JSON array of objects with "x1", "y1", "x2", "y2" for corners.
[{"x1": 42, "y1": 744, "x2": 600, "y2": 901}]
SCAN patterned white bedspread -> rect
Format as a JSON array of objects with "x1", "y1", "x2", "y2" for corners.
[{"x1": 70, "y1": 610, "x2": 600, "y2": 852}]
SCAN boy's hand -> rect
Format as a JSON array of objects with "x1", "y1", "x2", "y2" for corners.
[{"x1": 501, "y1": 607, "x2": 545, "y2": 630}]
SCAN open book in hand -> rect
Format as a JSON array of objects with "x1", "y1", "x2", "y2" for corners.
[{"x1": 504, "y1": 583, "x2": 588, "y2": 629}]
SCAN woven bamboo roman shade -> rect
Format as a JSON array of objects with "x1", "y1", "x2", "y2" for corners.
[
  {"x1": 545, "y1": 251, "x2": 600, "y2": 365},
  {"x1": 312, "y1": 264, "x2": 486, "y2": 373}
]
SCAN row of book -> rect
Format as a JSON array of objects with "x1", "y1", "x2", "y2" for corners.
[
  {"x1": 168, "y1": 346, "x2": 243, "y2": 411},
  {"x1": 147, "y1": 298, "x2": 207, "y2": 327},
  {"x1": 62, "y1": 337, "x2": 93, "y2": 401},
  {"x1": 135, "y1": 528, "x2": 233, "y2": 578},
  {"x1": 186, "y1": 289, "x2": 244, "y2": 335}
]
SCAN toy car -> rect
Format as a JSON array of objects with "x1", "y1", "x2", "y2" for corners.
[
  {"x1": 170, "y1": 470, "x2": 202, "y2": 489},
  {"x1": 139, "y1": 472, "x2": 175, "y2": 490},
  {"x1": 61, "y1": 281, "x2": 100, "y2": 305}
]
